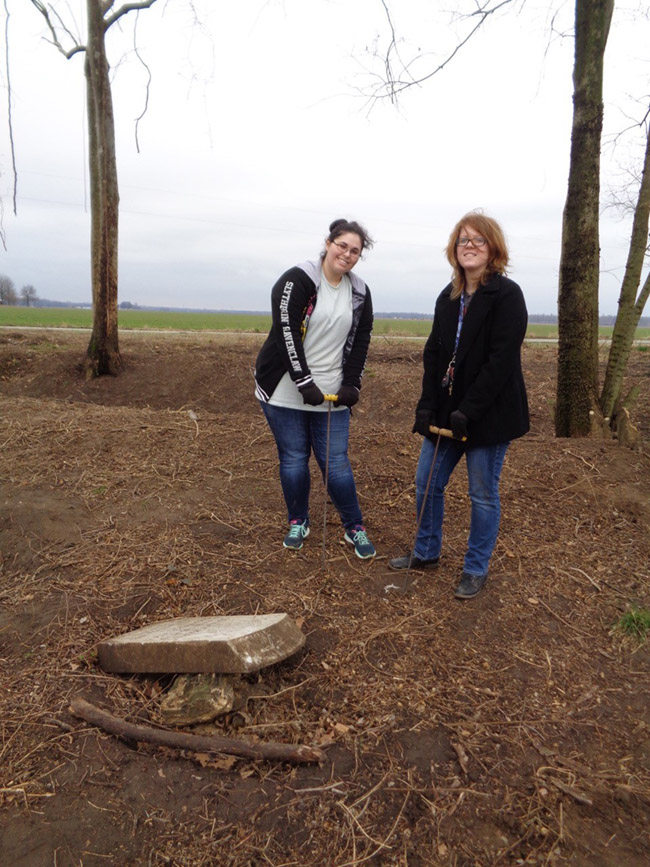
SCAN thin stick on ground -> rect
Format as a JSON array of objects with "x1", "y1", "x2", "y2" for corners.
[{"x1": 69, "y1": 697, "x2": 325, "y2": 764}]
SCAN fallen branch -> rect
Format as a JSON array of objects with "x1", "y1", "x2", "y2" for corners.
[
  {"x1": 548, "y1": 777, "x2": 593, "y2": 806},
  {"x1": 69, "y1": 697, "x2": 324, "y2": 765}
]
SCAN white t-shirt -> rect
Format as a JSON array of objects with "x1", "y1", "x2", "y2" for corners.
[{"x1": 269, "y1": 272, "x2": 353, "y2": 412}]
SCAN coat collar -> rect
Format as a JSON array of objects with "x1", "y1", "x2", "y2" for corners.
[{"x1": 439, "y1": 272, "x2": 503, "y2": 360}]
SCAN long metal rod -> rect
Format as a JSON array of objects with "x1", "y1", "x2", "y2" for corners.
[
  {"x1": 406, "y1": 425, "x2": 467, "y2": 574},
  {"x1": 407, "y1": 431, "x2": 442, "y2": 574},
  {"x1": 321, "y1": 394, "x2": 337, "y2": 569}
]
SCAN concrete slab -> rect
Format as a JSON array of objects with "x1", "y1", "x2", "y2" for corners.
[{"x1": 97, "y1": 614, "x2": 305, "y2": 674}]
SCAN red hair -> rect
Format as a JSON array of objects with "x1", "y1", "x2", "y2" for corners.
[{"x1": 445, "y1": 210, "x2": 509, "y2": 299}]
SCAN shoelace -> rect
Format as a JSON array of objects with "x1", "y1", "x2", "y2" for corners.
[
  {"x1": 352, "y1": 527, "x2": 369, "y2": 545},
  {"x1": 287, "y1": 523, "x2": 305, "y2": 537}
]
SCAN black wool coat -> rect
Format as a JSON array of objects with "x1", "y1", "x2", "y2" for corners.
[{"x1": 417, "y1": 273, "x2": 530, "y2": 446}]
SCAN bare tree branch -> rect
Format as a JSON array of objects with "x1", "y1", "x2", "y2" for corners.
[
  {"x1": 376, "y1": 0, "x2": 411, "y2": 104},
  {"x1": 3, "y1": 0, "x2": 16, "y2": 225},
  {"x1": 29, "y1": 0, "x2": 85, "y2": 58},
  {"x1": 47, "y1": 1, "x2": 83, "y2": 44},
  {"x1": 105, "y1": 0, "x2": 159, "y2": 30},
  {"x1": 366, "y1": 0, "x2": 519, "y2": 103},
  {"x1": 132, "y1": 14, "x2": 152, "y2": 153},
  {"x1": 70, "y1": 697, "x2": 325, "y2": 765},
  {"x1": 606, "y1": 99, "x2": 650, "y2": 149},
  {"x1": 604, "y1": 100, "x2": 650, "y2": 217}
]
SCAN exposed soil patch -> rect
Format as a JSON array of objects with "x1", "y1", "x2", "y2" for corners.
[{"x1": 1, "y1": 329, "x2": 649, "y2": 866}]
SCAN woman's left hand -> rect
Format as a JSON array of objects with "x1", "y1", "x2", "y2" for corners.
[
  {"x1": 450, "y1": 410, "x2": 469, "y2": 439},
  {"x1": 334, "y1": 385, "x2": 360, "y2": 407}
]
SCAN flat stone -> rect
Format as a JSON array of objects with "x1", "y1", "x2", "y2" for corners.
[{"x1": 97, "y1": 614, "x2": 305, "y2": 674}]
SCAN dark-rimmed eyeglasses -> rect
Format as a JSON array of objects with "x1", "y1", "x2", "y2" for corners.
[
  {"x1": 456, "y1": 236, "x2": 487, "y2": 247},
  {"x1": 332, "y1": 240, "x2": 362, "y2": 258}
]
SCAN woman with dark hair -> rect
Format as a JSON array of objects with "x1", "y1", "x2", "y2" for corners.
[
  {"x1": 255, "y1": 219, "x2": 376, "y2": 559},
  {"x1": 390, "y1": 211, "x2": 529, "y2": 598}
]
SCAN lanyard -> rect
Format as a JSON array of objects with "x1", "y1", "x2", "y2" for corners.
[{"x1": 441, "y1": 290, "x2": 467, "y2": 395}]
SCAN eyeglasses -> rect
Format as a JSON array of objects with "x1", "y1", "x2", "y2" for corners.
[
  {"x1": 457, "y1": 236, "x2": 487, "y2": 247},
  {"x1": 332, "y1": 240, "x2": 362, "y2": 258}
]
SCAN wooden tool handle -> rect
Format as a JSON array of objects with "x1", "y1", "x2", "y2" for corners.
[{"x1": 429, "y1": 425, "x2": 467, "y2": 442}]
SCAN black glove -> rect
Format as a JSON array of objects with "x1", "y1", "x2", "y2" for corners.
[
  {"x1": 298, "y1": 382, "x2": 324, "y2": 406},
  {"x1": 334, "y1": 385, "x2": 359, "y2": 408},
  {"x1": 450, "y1": 410, "x2": 469, "y2": 440},
  {"x1": 412, "y1": 409, "x2": 433, "y2": 437}
]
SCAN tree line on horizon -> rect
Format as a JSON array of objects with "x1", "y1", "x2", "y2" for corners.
[
  {"x1": 0, "y1": 274, "x2": 38, "y2": 307},
  {"x1": 2, "y1": 290, "x2": 648, "y2": 326},
  {"x1": 2, "y1": 285, "x2": 649, "y2": 327}
]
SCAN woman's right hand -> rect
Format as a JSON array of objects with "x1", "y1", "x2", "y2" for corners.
[
  {"x1": 298, "y1": 383, "x2": 325, "y2": 406},
  {"x1": 412, "y1": 409, "x2": 432, "y2": 436}
]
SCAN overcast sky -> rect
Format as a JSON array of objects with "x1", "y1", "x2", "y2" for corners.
[{"x1": 0, "y1": 0, "x2": 648, "y2": 315}]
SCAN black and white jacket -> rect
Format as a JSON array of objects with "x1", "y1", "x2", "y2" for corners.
[{"x1": 254, "y1": 260, "x2": 373, "y2": 403}]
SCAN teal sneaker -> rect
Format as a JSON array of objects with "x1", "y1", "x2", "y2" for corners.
[
  {"x1": 344, "y1": 525, "x2": 376, "y2": 560},
  {"x1": 283, "y1": 520, "x2": 310, "y2": 550}
]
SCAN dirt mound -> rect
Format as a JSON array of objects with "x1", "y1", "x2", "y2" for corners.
[{"x1": 0, "y1": 329, "x2": 649, "y2": 866}]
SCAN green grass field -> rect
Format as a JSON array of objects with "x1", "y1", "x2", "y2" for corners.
[
  {"x1": 0, "y1": 307, "x2": 274, "y2": 333},
  {"x1": 1, "y1": 306, "x2": 649, "y2": 340}
]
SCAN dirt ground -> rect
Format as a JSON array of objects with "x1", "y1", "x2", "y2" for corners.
[{"x1": 0, "y1": 328, "x2": 649, "y2": 867}]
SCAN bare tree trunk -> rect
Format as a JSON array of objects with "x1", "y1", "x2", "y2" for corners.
[
  {"x1": 600, "y1": 123, "x2": 650, "y2": 423},
  {"x1": 555, "y1": 0, "x2": 614, "y2": 437},
  {"x1": 85, "y1": 0, "x2": 121, "y2": 377}
]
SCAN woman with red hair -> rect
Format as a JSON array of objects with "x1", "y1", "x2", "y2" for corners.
[{"x1": 390, "y1": 211, "x2": 529, "y2": 599}]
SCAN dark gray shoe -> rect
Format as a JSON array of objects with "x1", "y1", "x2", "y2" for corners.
[
  {"x1": 389, "y1": 552, "x2": 440, "y2": 571},
  {"x1": 454, "y1": 572, "x2": 487, "y2": 599}
]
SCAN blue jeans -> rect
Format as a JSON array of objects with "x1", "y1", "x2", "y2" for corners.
[
  {"x1": 260, "y1": 403, "x2": 363, "y2": 531},
  {"x1": 414, "y1": 437, "x2": 509, "y2": 577}
]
